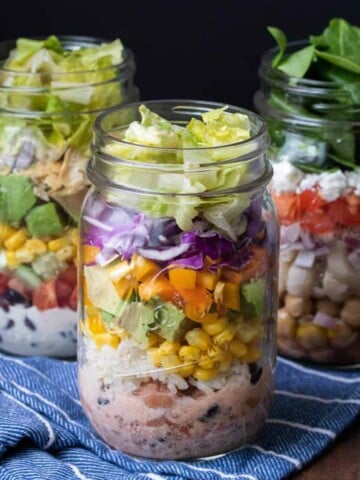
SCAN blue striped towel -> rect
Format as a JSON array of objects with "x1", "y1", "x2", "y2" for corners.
[{"x1": 0, "y1": 353, "x2": 359, "y2": 480}]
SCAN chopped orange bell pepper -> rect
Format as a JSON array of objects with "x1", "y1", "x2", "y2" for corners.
[
  {"x1": 222, "y1": 282, "x2": 241, "y2": 310},
  {"x1": 132, "y1": 253, "x2": 161, "y2": 281},
  {"x1": 184, "y1": 304, "x2": 218, "y2": 323},
  {"x1": 178, "y1": 286, "x2": 212, "y2": 317},
  {"x1": 196, "y1": 269, "x2": 219, "y2": 291},
  {"x1": 169, "y1": 268, "x2": 197, "y2": 289},
  {"x1": 139, "y1": 276, "x2": 178, "y2": 303},
  {"x1": 83, "y1": 245, "x2": 100, "y2": 264}
]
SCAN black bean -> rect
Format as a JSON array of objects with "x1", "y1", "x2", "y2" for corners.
[
  {"x1": 59, "y1": 331, "x2": 67, "y2": 338},
  {"x1": 24, "y1": 317, "x2": 36, "y2": 331},
  {"x1": 249, "y1": 363, "x2": 263, "y2": 385},
  {"x1": 0, "y1": 334, "x2": 3, "y2": 342},
  {"x1": 5, "y1": 319, "x2": 15, "y2": 330},
  {"x1": 0, "y1": 298, "x2": 9, "y2": 312},
  {"x1": 199, "y1": 404, "x2": 220, "y2": 422},
  {"x1": 4, "y1": 289, "x2": 28, "y2": 306},
  {"x1": 97, "y1": 397, "x2": 110, "y2": 405},
  {"x1": 30, "y1": 342, "x2": 38, "y2": 347}
]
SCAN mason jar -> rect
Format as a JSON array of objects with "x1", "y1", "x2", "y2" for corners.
[
  {"x1": 0, "y1": 36, "x2": 138, "y2": 357},
  {"x1": 78, "y1": 100, "x2": 278, "y2": 459},
  {"x1": 255, "y1": 43, "x2": 360, "y2": 365}
]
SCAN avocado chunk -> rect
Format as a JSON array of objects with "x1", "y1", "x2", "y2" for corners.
[
  {"x1": 241, "y1": 278, "x2": 266, "y2": 317},
  {"x1": 14, "y1": 265, "x2": 41, "y2": 289},
  {"x1": 84, "y1": 265, "x2": 126, "y2": 316},
  {"x1": 0, "y1": 175, "x2": 36, "y2": 227},
  {"x1": 155, "y1": 301, "x2": 192, "y2": 342},
  {"x1": 32, "y1": 252, "x2": 64, "y2": 280},
  {"x1": 116, "y1": 302, "x2": 154, "y2": 344},
  {"x1": 26, "y1": 202, "x2": 64, "y2": 237}
]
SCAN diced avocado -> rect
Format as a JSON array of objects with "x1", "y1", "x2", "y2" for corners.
[
  {"x1": 151, "y1": 300, "x2": 192, "y2": 342},
  {"x1": 117, "y1": 302, "x2": 154, "y2": 344},
  {"x1": 84, "y1": 265, "x2": 126, "y2": 316},
  {"x1": 0, "y1": 175, "x2": 36, "y2": 227},
  {"x1": 14, "y1": 265, "x2": 41, "y2": 289},
  {"x1": 25, "y1": 203, "x2": 64, "y2": 237},
  {"x1": 241, "y1": 278, "x2": 266, "y2": 317},
  {"x1": 32, "y1": 252, "x2": 64, "y2": 280}
]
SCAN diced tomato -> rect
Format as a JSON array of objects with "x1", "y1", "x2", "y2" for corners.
[
  {"x1": 55, "y1": 278, "x2": 73, "y2": 307},
  {"x1": 7, "y1": 277, "x2": 31, "y2": 299},
  {"x1": 300, "y1": 210, "x2": 336, "y2": 233},
  {"x1": 33, "y1": 280, "x2": 58, "y2": 311},
  {"x1": 328, "y1": 197, "x2": 360, "y2": 227},
  {"x1": 68, "y1": 288, "x2": 77, "y2": 311},
  {"x1": 299, "y1": 189, "x2": 326, "y2": 213},
  {"x1": 272, "y1": 192, "x2": 299, "y2": 224},
  {"x1": 57, "y1": 264, "x2": 77, "y2": 289},
  {"x1": 0, "y1": 273, "x2": 10, "y2": 294}
]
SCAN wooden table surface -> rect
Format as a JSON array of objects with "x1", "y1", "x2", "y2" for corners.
[{"x1": 290, "y1": 417, "x2": 360, "y2": 480}]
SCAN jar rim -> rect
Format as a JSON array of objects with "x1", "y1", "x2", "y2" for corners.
[
  {"x1": 94, "y1": 99, "x2": 269, "y2": 156},
  {"x1": 0, "y1": 35, "x2": 131, "y2": 78}
]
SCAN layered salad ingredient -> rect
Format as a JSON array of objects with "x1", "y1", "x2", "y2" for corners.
[
  {"x1": 266, "y1": 19, "x2": 360, "y2": 364},
  {"x1": 0, "y1": 36, "x2": 125, "y2": 357},
  {"x1": 78, "y1": 104, "x2": 277, "y2": 459}
]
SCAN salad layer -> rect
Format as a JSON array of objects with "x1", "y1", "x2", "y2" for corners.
[
  {"x1": 262, "y1": 18, "x2": 360, "y2": 365},
  {"x1": 0, "y1": 36, "x2": 129, "y2": 357},
  {"x1": 79, "y1": 104, "x2": 277, "y2": 458}
]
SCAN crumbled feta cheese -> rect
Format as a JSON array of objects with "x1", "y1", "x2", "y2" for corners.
[
  {"x1": 271, "y1": 161, "x2": 305, "y2": 194},
  {"x1": 318, "y1": 170, "x2": 349, "y2": 202},
  {"x1": 346, "y1": 168, "x2": 360, "y2": 196}
]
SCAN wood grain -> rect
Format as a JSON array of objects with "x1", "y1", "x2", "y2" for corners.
[{"x1": 290, "y1": 418, "x2": 360, "y2": 480}]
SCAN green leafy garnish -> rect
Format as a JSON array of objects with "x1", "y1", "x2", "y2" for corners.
[{"x1": 268, "y1": 26, "x2": 287, "y2": 67}]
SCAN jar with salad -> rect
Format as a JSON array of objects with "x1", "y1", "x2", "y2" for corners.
[
  {"x1": 255, "y1": 18, "x2": 360, "y2": 364},
  {"x1": 0, "y1": 35, "x2": 138, "y2": 357},
  {"x1": 78, "y1": 100, "x2": 279, "y2": 459}
]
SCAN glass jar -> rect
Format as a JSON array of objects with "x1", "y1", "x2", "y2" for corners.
[
  {"x1": 255, "y1": 43, "x2": 360, "y2": 365},
  {"x1": 0, "y1": 36, "x2": 138, "y2": 357},
  {"x1": 78, "y1": 100, "x2": 278, "y2": 459}
]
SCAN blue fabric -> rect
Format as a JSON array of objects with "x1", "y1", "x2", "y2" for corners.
[{"x1": 0, "y1": 353, "x2": 359, "y2": 480}]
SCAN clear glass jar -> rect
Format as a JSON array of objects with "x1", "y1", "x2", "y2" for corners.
[
  {"x1": 0, "y1": 36, "x2": 138, "y2": 357},
  {"x1": 78, "y1": 100, "x2": 278, "y2": 459},
  {"x1": 255, "y1": 43, "x2": 360, "y2": 365}
]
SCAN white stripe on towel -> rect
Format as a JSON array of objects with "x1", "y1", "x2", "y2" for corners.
[
  {"x1": 266, "y1": 418, "x2": 336, "y2": 438},
  {"x1": 67, "y1": 463, "x2": 91, "y2": 480},
  {"x1": 247, "y1": 445, "x2": 301, "y2": 469},
  {"x1": 1, "y1": 391, "x2": 55, "y2": 449},
  {"x1": 278, "y1": 357, "x2": 360, "y2": 384},
  {"x1": 275, "y1": 389, "x2": 360, "y2": 405}
]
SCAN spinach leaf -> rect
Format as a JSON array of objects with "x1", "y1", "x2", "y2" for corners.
[
  {"x1": 310, "y1": 18, "x2": 360, "y2": 74},
  {"x1": 278, "y1": 45, "x2": 315, "y2": 78},
  {"x1": 268, "y1": 26, "x2": 287, "y2": 67}
]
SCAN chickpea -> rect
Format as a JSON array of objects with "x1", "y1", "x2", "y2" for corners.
[
  {"x1": 316, "y1": 298, "x2": 341, "y2": 318},
  {"x1": 340, "y1": 298, "x2": 360, "y2": 328},
  {"x1": 284, "y1": 295, "x2": 312, "y2": 318},
  {"x1": 286, "y1": 263, "x2": 315, "y2": 298},
  {"x1": 277, "y1": 337, "x2": 306, "y2": 360},
  {"x1": 277, "y1": 308, "x2": 297, "y2": 338},
  {"x1": 296, "y1": 324, "x2": 328, "y2": 350},
  {"x1": 329, "y1": 321, "x2": 358, "y2": 348}
]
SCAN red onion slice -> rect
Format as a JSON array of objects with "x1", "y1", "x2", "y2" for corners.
[
  {"x1": 313, "y1": 311, "x2": 339, "y2": 329},
  {"x1": 138, "y1": 243, "x2": 190, "y2": 261},
  {"x1": 295, "y1": 250, "x2": 315, "y2": 268}
]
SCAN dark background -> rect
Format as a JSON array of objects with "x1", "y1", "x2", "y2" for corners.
[{"x1": 1, "y1": 0, "x2": 359, "y2": 109}]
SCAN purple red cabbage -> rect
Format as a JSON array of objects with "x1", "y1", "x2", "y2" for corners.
[{"x1": 83, "y1": 196, "x2": 262, "y2": 269}]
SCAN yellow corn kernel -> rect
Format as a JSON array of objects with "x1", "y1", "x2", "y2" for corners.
[
  {"x1": 179, "y1": 364, "x2": 195, "y2": 378},
  {"x1": 56, "y1": 245, "x2": 75, "y2": 262},
  {"x1": 202, "y1": 316, "x2": 228, "y2": 336},
  {"x1": 213, "y1": 324, "x2": 236, "y2": 347},
  {"x1": 241, "y1": 343, "x2": 261, "y2": 363},
  {"x1": 192, "y1": 367, "x2": 219, "y2": 381},
  {"x1": 236, "y1": 324, "x2": 260, "y2": 344},
  {"x1": 93, "y1": 333, "x2": 120, "y2": 349},
  {"x1": 25, "y1": 238, "x2": 47, "y2": 255},
  {"x1": 207, "y1": 344, "x2": 226, "y2": 362},
  {"x1": 69, "y1": 228, "x2": 79, "y2": 247},
  {"x1": 48, "y1": 237, "x2": 70, "y2": 252},
  {"x1": 219, "y1": 351, "x2": 233, "y2": 372},
  {"x1": 147, "y1": 347, "x2": 162, "y2": 367},
  {"x1": 0, "y1": 224, "x2": 16, "y2": 241},
  {"x1": 198, "y1": 355, "x2": 215, "y2": 370},
  {"x1": 229, "y1": 339, "x2": 247, "y2": 358},
  {"x1": 147, "y1": 332, "x2": 162, "y2": 348},
  {"x1": 185, "y1": 328, "x2": 211, "y2": 351},
  {"x1": 160, "y1": 354, "x2": 182, "y2": 372},
  {"x1": 6, "y1": 250, "x2": 20, "y2": 269},
  {"x1": 4, "y1": 229, "x2": 28, "y2": 250},
  {"x1": 15, "y1": 248, "x2": 35, "y2": 263},
  {"x1": 159, "y1": 340, "x2": 181, "y2": 355},
  {"x1": 87, "y1": 315, "x2": 107, "y2": 335},
  {"x1": 178, "y1": 345, "x2": 201, "y2": 362}
]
